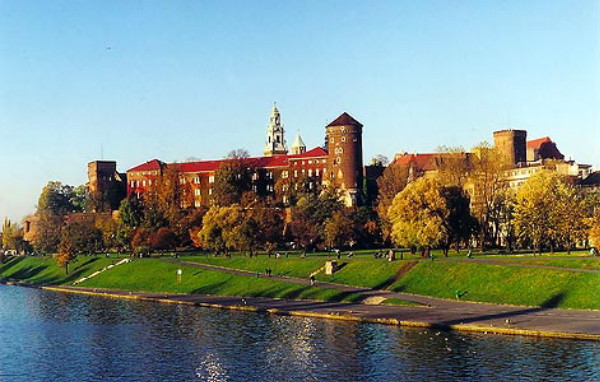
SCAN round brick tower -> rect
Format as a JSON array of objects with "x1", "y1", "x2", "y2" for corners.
[{"x1": 325, "y1": 112, "x2": 363, "y2": 206}]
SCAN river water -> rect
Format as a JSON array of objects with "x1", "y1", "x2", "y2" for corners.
[{"x1": 0, "y1": 285, "x2": 599, "y2": 382}]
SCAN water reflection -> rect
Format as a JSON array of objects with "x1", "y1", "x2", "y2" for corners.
[{"x1": 0, "y1": 285, "x2": 599, "y2": 382}]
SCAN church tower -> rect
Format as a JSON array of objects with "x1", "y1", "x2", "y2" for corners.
[
  {"x1": 264, "y1": 103, "x2": 288, "y2": 157},
  {"x1": 324, "y1": 112, "x2": 363, "y2": 206},
  {"x1": 290, "y1": 131, "x2": 306, "y2": 155}
]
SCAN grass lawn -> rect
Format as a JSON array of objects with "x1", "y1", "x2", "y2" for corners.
[
  {"x1": 80, "y1": 259, "x2": 363, "y2": 303},
  {"x1": 179, "y1": 255, "x2": 325, "y2": 278},
  {"x1": 0, "y1": 255, "x2": 118, "y2": 285},
  {"x1": 382, "y1": 297, "x2": 424, "y2": 307},
  {"x1": 315, "y1": 259, "x2": 411, "y2": 289},
  {"x1": 391, "y1": 261, "x2": 600, "y2": 310}
]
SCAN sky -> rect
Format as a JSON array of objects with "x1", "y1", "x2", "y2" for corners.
[{"x1": 0, "y1": 1, "x2": 599, "y2": 222}]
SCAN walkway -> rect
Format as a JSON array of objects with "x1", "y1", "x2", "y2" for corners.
[{"x1": 146, "y1": 258, "x2": 600, "y2": 340}]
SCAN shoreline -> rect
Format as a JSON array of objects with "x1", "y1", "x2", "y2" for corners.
[{"x1": 4, "y1": 281, "x2": 596, "y2": 342}]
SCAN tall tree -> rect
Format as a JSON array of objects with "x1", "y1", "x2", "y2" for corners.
[
  {"x1": 513, "y1": 171, "x2": 569, "y2": 254},
  {"x1": 375, "y1": 163, "x2": 410, "y2": 242},
  {"x1": 32, "y1": 214, "x2": 63, "y2": 254},
  {"x1": 468, "y1": 142, "x2": 508, "y2": 250}
]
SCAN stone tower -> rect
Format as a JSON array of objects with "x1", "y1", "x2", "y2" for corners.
[
  {"x1": 493, "y1": 129, "x2": 527, "y2": 166},
  {"x1": 324, "y1": 112, "x2": 363, "y2": 206},
  {"x1": 290, "y1": 131, "x2": 306, "y2": 155},
  {"x1": 264, "y1": 103, "x2": 288, "y2": 157}
]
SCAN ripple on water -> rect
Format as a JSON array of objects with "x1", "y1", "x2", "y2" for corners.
[{"x1": 0, "y1": 285, "x2": 599, "y2": 382}]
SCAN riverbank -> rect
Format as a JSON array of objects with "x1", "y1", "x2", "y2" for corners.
[
  {"x1": 32, "y1": 284, "x2": 600, "y2": 341},
  {"x1": 3, "y1": 254, "x2": 600, "y2": 341}
]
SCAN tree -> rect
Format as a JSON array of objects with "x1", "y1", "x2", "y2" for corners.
[
  {"x1": 37, "y1": 181, "x2": 82, "y2": 215},
  {"x1": 118, "y1": 196, "x2": 144, "y2": 228},
  {"x1": 324, "y1": 210, "x2": 356, "y2": 249},
  {"x1": 439, "y1": 186, "x2": 478, "y2": 254},
  {"x1": 468, "y1": 143, "x2": 508, "y2": 250},
  {"x1": 32, "y1": 214, "x2": 63, "y2": 254},
  {"x1": 60, "y1": 217, "x2": 102, "y2": 254},
  {"x1": 375, "y1": 163, "x2": 410, "y2": 242},
  {"x1": 513, "y1": 171, "x2": 571, "y2": 254},
  {"x1": 434, "y1": 146, "x2": 471, "y2": 188},
  {"x1": 1, "y1": 218, "x2": 17, "y2": 250},
  {"x1": 149, "y1": 228, "x2": 178, "y2": 250},
  {"x1": 388, "y1": 177, "x2": 448, "y2": 256},
  {"x1": 212, "y1": 150, "x2": 256, "y2": 206},
  {"x1": 56, "y1": 239, "x2": 76, "y2": 275}
]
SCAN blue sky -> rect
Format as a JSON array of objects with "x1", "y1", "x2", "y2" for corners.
[{"x1": 1, "y1": 1, "x2": 599, "y2": 221}]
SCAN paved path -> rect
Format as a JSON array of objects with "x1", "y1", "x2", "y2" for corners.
[{"x1": 153, "y1": 259, "x2": 600, "y2": 339}]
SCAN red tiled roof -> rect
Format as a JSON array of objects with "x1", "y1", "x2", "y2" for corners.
[
  {"x1": 130, "y1": 147, "x2": 329, "y2": 175},
  {"x1": 127, "y1": 159, "x2": 165, "y2": 172},
  {"x1": 326, "y1": 112, "x2": 363, "y2": 127},
  {"x1": 527, "y1": 137, "x2": 552, "y2": 150},
  {"x1": 393, "y1": 153, "x2": 439, "y2": 171}
]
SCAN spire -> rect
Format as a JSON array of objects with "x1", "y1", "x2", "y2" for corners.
[
  {"x1": 264, "y1": 102, "x2": 288, "y2": 156},
  {"x1": 291, "y1": 131, "x2": 306, "y2": 155}
]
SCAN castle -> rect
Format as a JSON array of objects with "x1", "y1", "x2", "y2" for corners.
[{"x1": 88, "y1": 105, "x2": 366, "y2": 208}]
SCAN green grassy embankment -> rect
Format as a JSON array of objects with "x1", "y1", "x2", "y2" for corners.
[
  {"x1": 78, "y1": 259, "x2": 363, "y2": 302},
  {"x1": 0, "y1": 256, "x2": 363, "y2": 303},
  {"x1": 391, "y1": 261, "x2": 600, "y2": 310},
  {"x1": 491, "y1": 259, "x2": 600, "y2": 270},
  {"x1": 0, "y1": 256, "x2": 117, "y2": 284},
  {"x1": 179, "y1": 256, "x2": 325, "y2": 278}
]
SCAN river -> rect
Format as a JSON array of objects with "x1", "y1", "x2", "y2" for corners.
[{"x1": 0, "y1": 285, "x2": 598, "y2": 381}]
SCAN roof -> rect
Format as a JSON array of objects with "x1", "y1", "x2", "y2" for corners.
[
  {"x1": 127, "y1": 159, "x2": 165, "y2": 172},
  {"x1": 291, "y1": 132, "x2": 306, "y2": 149},
  {"x1": 393, "y1": 153, "x2": 439, "y2": 171},
  {"x1": 580, "y1": 171, "x2": 600, "y2": 187},
  {"x1": 326, "y1": 112, "x2": 363, "y2": 127},
  {"x1": 128, "y1": 147, "x2": 329, "y2": 174},
  {"x1": 527, "y1": 137, "x2": 552, "y2": 150}
]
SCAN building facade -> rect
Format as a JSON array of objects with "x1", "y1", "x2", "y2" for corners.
[{"x1": 125, "y1": 108, "x2": 365, "y2": 207}]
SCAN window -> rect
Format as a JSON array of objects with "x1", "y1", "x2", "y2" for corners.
[
  {"x1": 331, "y1": 138, "x2": 334, "y2": 143},
  {"x1": 194, "y1": 189, "x2": 201, "y2": 196},
  {"x1": 340, "y1": 126, "x2": 345, "y2": 132},
  {"x1": 208, "y1": 188, "x2": 212, "y2": 195},
  {"x1": 194, "y1": 176, "x2": 200, "y2": 184},
  {"x1": 316, "y1": 169, "x2": 320, "y2": 177},
  {"x1": 130, "y1": 181, "x2": 135, "y2": 187},
  {"x1": 308, "y1": 169, "x2": 313, "y2": 177},
  {"x1": 294, "y1": 170, "x2": 298, "y2": 177},
  {"x1": 136, "y1": 180, "x2": 140, "y2": 187},
  {"x1": 194, "y1": 200, "x2": 201, "y2": 207},
  {"x1": 282, "y1": 184, "x2": 288, "y2": 192},
  {"x1": 209, "y1": 175, "x2": 214, "y2": 183},
  {"x1": 149, "y1": 180, "x2": 152, "y2": 186},
  {"x1": 282, "y1": 171, "x2": 288, "y2": 179},
  {"x1": 353, "y1": 137, "x2": 357, "y2": 142},
  {"x1": 341, "y1": 136, "x2": 346, "y2": 142}
]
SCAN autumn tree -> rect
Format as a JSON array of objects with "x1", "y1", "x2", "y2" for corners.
[
  {"x1": 118, "y1": 196, "x2": 144, "y2": 228},
  {"x1": 375, "y1": 163, "x2": 410, "y2": 242},
  {"x1": 56, "y1": 239, "x2": 76, "y2": 275},
  {"x1": 513, "y1": 171, "x2": 579, "y2": 254},
  {"x1": 1, "y1": 218, "x2": 17, "y2": 250},
  {"x1": 324, "y1": 210, "x2": 356, "y2": 249},
  {"x1": 60, "y1": 217, "x2": 103, "y2": 254},
  {"x1": 32, "y1": 214, "x2": 63, "y2": 254},
  {"x1": 468, "y1": 142, "x2": 509, "y2": 250},
  {"x1": 212, "y1": 149, "x2": 256, "y2": 206},
  {"x1": 388, "y1": 177, "x2": 448, "y2": 256},
  {"x1": 434, "y1": 146, "x2": 471, "y2": 188}
]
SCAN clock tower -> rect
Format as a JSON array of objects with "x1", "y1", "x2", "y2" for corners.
[{"x1": 264, "y1": 103, "x2": 288, "y2": 157}]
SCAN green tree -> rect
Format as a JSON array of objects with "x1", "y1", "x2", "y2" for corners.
[
  {"x1": 61, "y1": 217, "x2": 103, "y2": 254},
  {"x1": 1, "y1": 218, "x2": 17, "y2": 250},
  {"x1": 118, "y1": 196, "x2": 144, "y2": 228},
  {"x1": 37, "y1": 181, "x2": 82, "y2": 215},
  {"x1": 440, "y1": 186, "x2": 478, "y2": 254}
]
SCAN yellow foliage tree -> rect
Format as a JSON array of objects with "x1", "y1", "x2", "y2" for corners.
[{"x1": 387, "y1": 177, "x2": 448, "y2": 256}]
